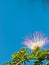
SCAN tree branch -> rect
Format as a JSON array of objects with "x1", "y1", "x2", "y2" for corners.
[{"x1": 15, "y1": 59, "x2": 25, "y2": 65}]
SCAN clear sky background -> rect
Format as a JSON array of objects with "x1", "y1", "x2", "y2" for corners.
[{"x1": 0, "y1": 0, "x2": 49, "y2": 65}]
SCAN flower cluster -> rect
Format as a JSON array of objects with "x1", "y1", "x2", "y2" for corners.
[{"x1": 23, "y1": 32, "x2": 49, "y2": 51}]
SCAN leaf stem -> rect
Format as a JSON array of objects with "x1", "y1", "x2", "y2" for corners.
[{"x1": 15, "y1": 59, "x2": 25, "y2": 65}]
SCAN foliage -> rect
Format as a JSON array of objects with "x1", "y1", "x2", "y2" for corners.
[{"x1": 3, "y1": 48, "x2": 49, "y2": 65}]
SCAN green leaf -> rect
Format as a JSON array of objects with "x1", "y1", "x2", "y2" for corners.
[
  {"x1": 8, "y1": 62, "x2": 12, "y2": 65},
  {"x1": 3, "y1": 48, "x2": 49, "y2": 65},
  {"x1": 28, "y1": 52, "x2": 35, "y2": 59},
  {"x1": 34, "y1": 61, "x2": 43, "y2": 65},
  {"x1": 24, "y1": 61, "x2": 26, "y2": 65},
  {"x1": 3, "y1": 62, "x2": 12, "y2": 65},
  {"x1": 46, "y1": 62, "x2": 49, "y2": 65},
  {"x1": 12, "y1": 48, "x2": 27, "y2": 60},
  {"x1": 12, "y1": 52, "x2": 19, "y2": 59},
  {"x1": 36, "y1": 50, "x2": 48, "y2": 60}
]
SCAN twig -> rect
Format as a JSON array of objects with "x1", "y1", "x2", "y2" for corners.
[{"x1": 15, "y1": 59, "x2": 25, "y2": 65}]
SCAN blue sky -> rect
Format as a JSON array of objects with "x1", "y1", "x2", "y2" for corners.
[{"x1": 0, "y1": 0, "x2": 49, "y2": 65}]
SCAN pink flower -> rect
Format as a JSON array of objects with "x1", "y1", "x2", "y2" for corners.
[{"x1": 23, "y1": 32, "x2": 49, "y2": 51}]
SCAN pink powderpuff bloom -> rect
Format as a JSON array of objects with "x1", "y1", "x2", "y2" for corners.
[{"x1": 23, "y1": 32, "x2": 49, "y2": 51}]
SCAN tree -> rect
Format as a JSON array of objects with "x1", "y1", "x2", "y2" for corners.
[
  {"x1": 3, "y1": 48, "x2": 49, "y2": 65},
  {"x1": 3, "y1": 32, "x2": 49, "y2": 65}
]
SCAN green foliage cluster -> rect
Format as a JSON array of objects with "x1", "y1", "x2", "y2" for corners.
[{"x1": 3, "y1": 48, "x2": 49, "y2": 65}]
